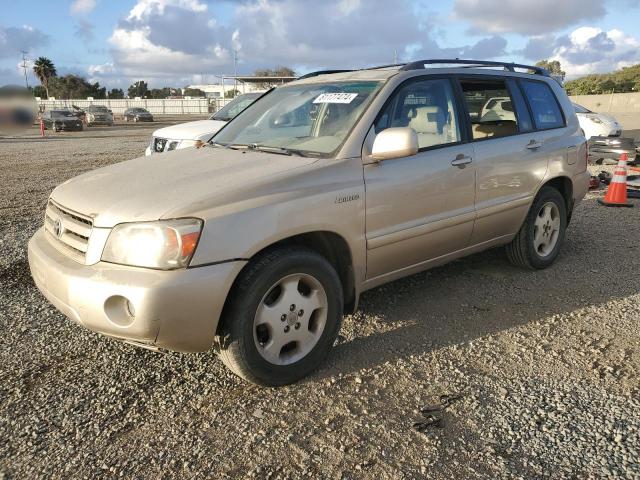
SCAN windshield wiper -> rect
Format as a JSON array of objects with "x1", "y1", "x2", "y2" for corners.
[{"x1": 226, "y1": 143, "x2": 312, "y2": 157}]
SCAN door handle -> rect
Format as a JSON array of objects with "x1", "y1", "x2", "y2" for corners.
[
  {"x1": 526, "y1": 139, "x2": 543, "y2": 150},
  {"x1": 451, "y1": 154, "x2": 472, "y2": 168}
]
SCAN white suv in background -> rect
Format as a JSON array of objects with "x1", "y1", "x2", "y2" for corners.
[
  {"x1": 573, "y1": 103, "x2": 623, "y2": 139},
  {"x1": 145, "y1": 92, "x2": 262, "y2": 155}
]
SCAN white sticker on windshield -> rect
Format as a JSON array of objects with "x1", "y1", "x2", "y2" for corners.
[{"x1": 313, "y1": 93, "x2": 358, "y2": 104}]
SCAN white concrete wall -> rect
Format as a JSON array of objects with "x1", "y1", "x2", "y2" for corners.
[
  {"x1": 37, "y1": 98, "x2": 210, "y2": 115},
  {"x1": 570, "y1": 92, "x2": 640, "y2": 130}
]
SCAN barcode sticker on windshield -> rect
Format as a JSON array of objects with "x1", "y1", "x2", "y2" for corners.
[{"x1": 313, "y1": 93, "x2": 358, "y2": 104}]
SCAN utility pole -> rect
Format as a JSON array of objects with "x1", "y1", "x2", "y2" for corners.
[
  {"x1": 20, "y1": 51, "x2": 30, "y2": 89},
  {"x1": 393, "y1": 49, "x2": 398, "y2": 65},
  {"x1": 233, "y1": 49, "x2": 238, "y2": 98}
]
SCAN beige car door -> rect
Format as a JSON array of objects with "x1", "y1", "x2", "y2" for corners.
[
  {"x1": 458, "y1": 77, "x2": 552, "y2": 245},
  {"x1": 363, "y1": 77, "x2": 476, "y2": 280}
]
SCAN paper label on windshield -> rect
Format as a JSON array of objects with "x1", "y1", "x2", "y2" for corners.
[{"x1": 313, "y1": 93, "x2": 358, "y2": 104}]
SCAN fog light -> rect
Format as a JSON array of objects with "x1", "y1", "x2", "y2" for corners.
[{"x1": 104, "y1": 295, "x2": 136, "y2": 327}]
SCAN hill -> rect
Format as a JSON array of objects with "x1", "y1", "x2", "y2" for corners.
[{"x1": 565, "y1": 64, "x2": 640, "y2": 95}]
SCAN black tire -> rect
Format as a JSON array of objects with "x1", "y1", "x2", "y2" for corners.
[
  {"x1": 218, "y1": 247, "x2": 343, "y2": 387},
  {"x1": 506, "y1": 186, "x2": 567, "y2": 270}
]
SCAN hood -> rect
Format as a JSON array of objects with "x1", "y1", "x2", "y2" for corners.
[
  {"x1": 50, "y1": 147, "x2": 318, "y2": 228},
  {"x1": 152, "y1": 119, "x2": 227, "y2": 141}
]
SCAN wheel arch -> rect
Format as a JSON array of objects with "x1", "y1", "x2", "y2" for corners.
[
  {"x1": 215, "y1": 230, "x2": 357, "y2": 336},
  {"x1": 539, "y1": 175, "x2": 573, "y2": 221}
]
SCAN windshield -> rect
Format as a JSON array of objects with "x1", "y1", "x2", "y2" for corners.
[
  {"x1": 87, "y1": 106, "x2": 108, "y2": 112},
  {"x1": 573, "y1": 103, "x2": 591, "y2": 114},
  {"x1": 213, "y1": 81, "x2": 382, "y2": 155},
  {"x1": 210, "y1": 93, "x2": 261, "y2": 121},
  {"x1": 51, "y1": 110, "x2": 75, "y2": 118}
]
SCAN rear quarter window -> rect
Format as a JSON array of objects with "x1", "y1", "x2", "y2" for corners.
[{"x1": 520, "y1": 80, "x2": 565, "y2": 130}]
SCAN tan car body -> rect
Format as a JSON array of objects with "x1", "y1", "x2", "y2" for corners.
[{"x1": 28, "y1": 67, "x2": 589, "y2": 353}]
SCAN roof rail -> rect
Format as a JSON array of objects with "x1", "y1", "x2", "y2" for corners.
[
  {"x1": 399, "y1": 59, "x2": 550, "y2": 76},
  {"x1": 297, "y1": 69, "x2": 354, "y2": 80}
]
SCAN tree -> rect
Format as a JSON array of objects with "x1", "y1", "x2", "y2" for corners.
[
  {"x1": 565, "y1": 64, "x2": 640, "y2": 95},
  {"x1": 47, "y1": 74, "x2": 106, "y2": 99},
  {"x1": 32, "y1": 85, "x2": 47, "y2": 98},
  {"x1": 108, "y1": 88, "x2": 125, "y2": 99},
  {"x1": 253, "y1": 66, "x2": 296, "y2": 88},
  {"x1": 148, "y1": 87, "x2": 173, "y2": 99},
  {"x1": 224, "y1": 88, "x2": 240, "y2": 98},
  {"x1": 128, "y1": 80, "x2": 149, "y2": 98},
  {"x1": 535, "y1": 60, "x2": 566, "y2": 79},
  {"x1": 32, "y1": 57, "x2": 57, "y2": 99},
  {"x1": 183, "y1": 87, "x2": 206, "y2": 97},
  {"x1": 89, "y1": 82, "x2": 106, "y2": 99}
]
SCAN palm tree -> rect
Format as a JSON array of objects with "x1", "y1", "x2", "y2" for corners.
[{"x1": 33, "y1": 57, "x2": 57, "y2": 99}]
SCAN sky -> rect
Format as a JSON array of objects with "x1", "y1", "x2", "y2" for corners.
[{"x1": 2, "y1": 0, "x2": 640, "y2": 90}]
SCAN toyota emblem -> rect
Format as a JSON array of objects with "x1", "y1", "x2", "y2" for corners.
[{"x1": 53, "y1": 219, "x2": 63, "y2": 238}]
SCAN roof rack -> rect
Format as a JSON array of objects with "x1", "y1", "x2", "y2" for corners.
[
  {"x1": 297, "y1": 69, "x2": 354, "y2": 80},
  {"x1": 399, "y1": 59, "x2": 550, "y2": 76}
]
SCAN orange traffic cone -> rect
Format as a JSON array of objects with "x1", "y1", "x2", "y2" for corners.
[{"x1": 598, "y1": 153, "x2": 633, "y2": 207}]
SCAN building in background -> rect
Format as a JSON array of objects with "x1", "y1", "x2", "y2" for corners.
[{"x1": 186, "y1": 75, "x2": 296, "y2": 99}]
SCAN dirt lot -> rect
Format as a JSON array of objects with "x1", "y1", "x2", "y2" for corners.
[{"x1": 1, "y1": 123, "x2": 639, "y2": 479}]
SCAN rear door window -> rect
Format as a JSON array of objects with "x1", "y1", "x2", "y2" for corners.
[
  {"x1": 520, "y1": 80, "x2": 565, "y2": 130},
  {"x1": 459, "y1": 78, "x2": 522, "y2": 140}
]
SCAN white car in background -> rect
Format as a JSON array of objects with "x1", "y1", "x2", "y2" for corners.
[
  {"x1": 145, "y1": 92, "x2": 262, "y2": 155},
  {"x1": 573, "y1": 103, "x2": 623, "y2": 139}
]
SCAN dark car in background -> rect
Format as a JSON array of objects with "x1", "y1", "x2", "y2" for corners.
[
  {"x1": 85, "y1": 105, "x2": 114, "y2": 126},
  {"x1": 41, "y1": 110, "x2": 84, "y2": 132},
  {"x1": 124, "y1": 107, "x2": 154, "y2": 122},
  {"x1": 588, "y1": 135, "x2": 639, "y2": 165}
]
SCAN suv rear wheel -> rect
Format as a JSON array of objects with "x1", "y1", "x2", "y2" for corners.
[
  {"x1": 218, "y1": 247, "x2": 343, "y2": 386},
  {"x1": 506, "y1": 186, "x2": 567, "y2": 269}
]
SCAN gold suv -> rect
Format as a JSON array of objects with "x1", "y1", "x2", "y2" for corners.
[{"x1": 28, "y1": 60, "x2": 589, "y2": 386}]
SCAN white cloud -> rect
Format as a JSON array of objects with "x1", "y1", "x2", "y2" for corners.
[
  {"x1": 454, "y1": 0, "x2": 606, "y2": 34},
  {"x1": 0, "y1": 25, "x2": 49, "y2": 58},
  {"x1": 70, "y1": 0, "x2": 98, "y2": 15},
  {"x1": 552, "y1": 27, "x2": 640, "y2": 76},
  {"x1": 127, "y1": 0, "x2": 207, "y2": 21},
  {"x1": 523, "y1": 27, "x2": 640, "y2": 77},
  {"x1": 87, "y1": 0, "x2": 638, "y2": 87}
]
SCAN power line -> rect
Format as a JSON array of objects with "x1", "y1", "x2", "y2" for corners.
[{"x1": 20, "y1": 50, "x2": 30, "y2": 89}]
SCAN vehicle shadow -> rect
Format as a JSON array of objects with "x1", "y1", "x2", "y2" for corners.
[{"x1": 314, "y1": 196, "x2": 640, "y2": 380}]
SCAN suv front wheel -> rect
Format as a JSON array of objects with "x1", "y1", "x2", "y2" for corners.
[
  {"x1": 218, "y1": 247, "x2": 343, "y2": 386},
  {"x1": 506, "y1": 186, "x2": 567, "y2": 269}
]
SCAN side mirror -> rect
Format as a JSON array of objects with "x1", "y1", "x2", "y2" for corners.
[{"x1": 371, "y1": 127, "x2": 418, "y2": 161}]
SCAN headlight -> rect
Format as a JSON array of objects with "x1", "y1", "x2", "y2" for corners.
[
  {"x1": 102, "y1": 218, "x2": 203, "y2": 269},
  {"x1": 590, "y1": 117, "x2": 603, "y2": 124}
]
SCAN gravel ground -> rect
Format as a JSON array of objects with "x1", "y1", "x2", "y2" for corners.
[{"x1": 1, "y1": 125, "x2": 639, "y2": 479}]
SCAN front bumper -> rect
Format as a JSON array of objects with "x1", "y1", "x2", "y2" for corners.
[
  {"x1": 28, "y1": 227, "x2": 244, "y2": 352},
  {"x1": 588, "y1": 136, "x2": 639, "y2": 165},
  {"x1": 87, "y1": 119, "x2": 113, "y2": 126},
  {"x1": 53, "y1": 122, "x2": 83, "y2": 131}
]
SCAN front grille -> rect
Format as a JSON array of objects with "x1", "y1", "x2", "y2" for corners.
[
  {"x1": 154, "y1": 137, "x2": 167, "y2": 153},
  {"x1": 44, "y1": 200, "x2": 93, "y2": 262}
]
